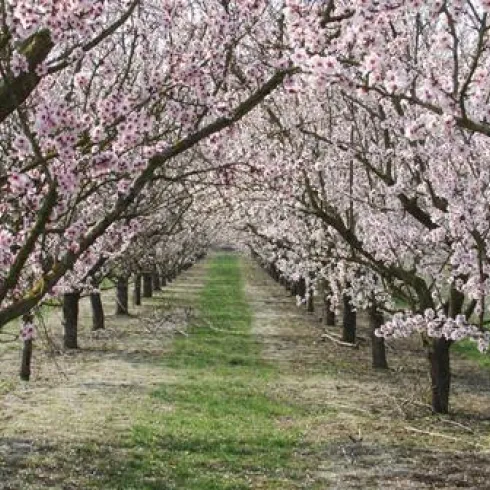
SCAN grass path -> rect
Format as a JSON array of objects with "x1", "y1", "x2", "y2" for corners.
[{"x1": 108, "y1": 254, "x2": 311, "y2": 489}]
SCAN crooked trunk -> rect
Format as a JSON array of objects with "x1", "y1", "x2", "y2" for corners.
[
  {"x1": 63, "y1": 291, "x2": 80, "y2": 349},
  {"x1": 429, "y1": 337, "x2": 451, "y2": 414},
  {"x1": 20, "y1": 339, "x2": 33, "y2": 381},
  {"x1": 134, "y1": 274, "x2": 142, "y2": 306},
  {"x1": 368, "y1": 302, "x2": 388, "y2": 369},
  {"x1": 116, "y1": 277, "x2": 129, "y2": 315},
  {"x1": 143, "y1": 273, "x2": 153, "y2": 298},
  {"x1": 342, "y1": 293, "x2": 356, "y2": 343},
  {"x1": 90, "y1": 292, "x2": 105, "y2": 330}
]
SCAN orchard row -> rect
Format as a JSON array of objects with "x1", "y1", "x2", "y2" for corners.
[{"x1": 2, "y1": 1, "x2": 490, "y2": 414}]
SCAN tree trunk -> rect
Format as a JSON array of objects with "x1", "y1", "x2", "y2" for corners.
[
  {"x1": 133, "y1": 274, "x2": 142, "y2": 306},
  {"x1": 307, "y1": 290, "x2": 314, "y2": 313},
  {"x1": 161, "y1": 276, "x2": 167, "y2": 288},
  {"x1": 143, "y1": 273, "x2": 153, "y2": 298},
  {"x1": 323, "y1": 297, "x2": 336, "y2": 326},
  {"x1": 342, "y1": 293, "x2": 356, "y2": 344},
  {"x1": 90, "y1": 292, "x2": 105, "y2": 331},
  {"x1": 153, "y1": 272, "x2": 161, "y2": 291},
  {"x1": 20, "y1": 339, "x2": 33, "y2": 381},
  {"x1": 297, "y1": 277, "x2": 306, "y2": 299},
  {"x1": 116, "y1": 277, "x2": 129, "y2": 315},
  {"x1": 429, "y1": 338, "x2": 451, "y2": 414},
  {"x1": 368, "y1": 302, "x2": 388, "y2": 369},
  {"x1": 63, "y1": 291, "x2": 80, "y2": 349}
]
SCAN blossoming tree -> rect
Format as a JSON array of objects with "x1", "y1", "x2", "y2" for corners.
[{"x1": 0, "y1": 0, "x2": 291, "y2": 328}]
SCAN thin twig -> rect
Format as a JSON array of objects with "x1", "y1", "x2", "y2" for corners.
[
  {"x1": 34, "y1": 308, "x2": 68, "y2": 379},
  {"x1": 322, "y1": 329, "x2": 367, "y2": 341},
  {"x1": 404, "y1": 426, "x2": 460, "y2": 441},
  {"x1": 437, "y1": 418, "x2": 474, "y2": 433},
  {"x1": 321, "y1": 332, "x2": 359, "y2": 348}
]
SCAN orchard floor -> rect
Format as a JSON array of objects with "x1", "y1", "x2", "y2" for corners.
[{"x1": 0, "y1": 253, "x2": 490, "y2": 489}]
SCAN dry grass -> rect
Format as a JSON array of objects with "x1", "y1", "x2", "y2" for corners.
[
  {"x1": 243, "y1": 260, "x2": 490, "y2": 489},
  {"x1": 0, "y1": 262, "x2": 210, "y2": 489}
]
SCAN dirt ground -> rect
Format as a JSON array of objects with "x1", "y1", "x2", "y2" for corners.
[{"x1": 0, "y1": 254, "x2": 489, "y2": 489}]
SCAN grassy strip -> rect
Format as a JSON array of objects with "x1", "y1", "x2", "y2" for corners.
[
  {"x1": 453, "y1": 339, "x2": 490, "y2": 369},
  {"x1": 103, "y1": 254, "x2": 305, "y2": 489}
]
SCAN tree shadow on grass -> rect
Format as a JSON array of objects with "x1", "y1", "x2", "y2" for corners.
[
  {"x1": 0, "y1": 436, "x2": 117, "y2": 490},
  {"x1": 2, "y1": 430, "x2": 490, "y2": 489}
]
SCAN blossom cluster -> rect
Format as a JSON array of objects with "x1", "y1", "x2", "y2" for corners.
[
  {"x1": 20, "y1": 321, "x2": 35, "y2": 341},
  {"x1": 376, "y1": 310, "x2": 490, "y2": 353}
]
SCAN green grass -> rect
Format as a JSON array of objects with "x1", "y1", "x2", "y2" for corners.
[
  {"x1": 101, "y1": 254, "x2": 308, "y2": 490},
  {"x1": 453, "y1": 339, "x2": 490, "y2": 369},
  {"x1": 389, "y1": 295, "x2": 490, "y2": 370}
]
